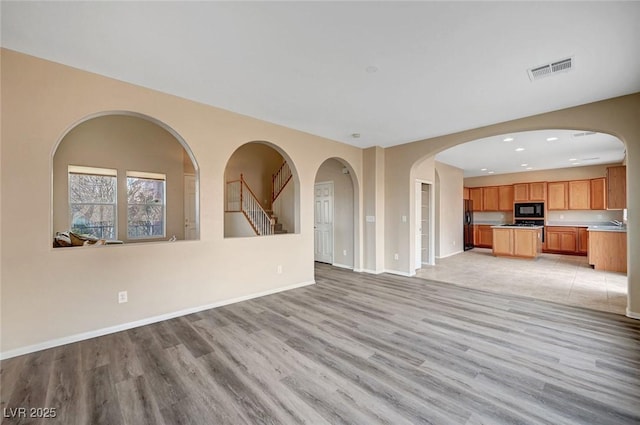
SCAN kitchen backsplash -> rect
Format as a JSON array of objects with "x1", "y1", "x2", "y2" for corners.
[{"x1": 474, "y1": 209, "x2": 624, "y2": 225}]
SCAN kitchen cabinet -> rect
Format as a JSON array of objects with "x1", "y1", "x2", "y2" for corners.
[
  {"x1": 469, "y1": 188, "x2": 483, "y2": 211},
  {"x1": 474, "y1": 225, "x2": 493, "y2": 248},
  {"x1": 513, "y1": 182, "x2": 546, "y2": 201},
  {"x1": 463, "y1": 187, "x2": 470, "y2": 201},
  {"x1": 588, "y1": 230, "x2": 626, "y2": 272},
  {"x1": 544, "y1": 226, "x2": 589, "y2": 255},
  {"x1": 547, "y1": 182, "x2": 568, "y2": 210},
  {"x1": 568, "y1": 180, "x2": 590, "y2": 210},
  {"x1": 577, "y1": 227, "x2": 588, "y2": 254},
  {"x1": 606, "y1": 166, "x2": 626, "y2": 210},
  {"x1": 498, "y1": 185, "x2": 514, "y2": 211},
  {"x1": 590, "y1": 178, "x2": 606, "y2": 210},
  {"x1": 492, "y1": 227, "x2": 541, "y2": 258},
  {"x1": 482, "y1": 186, "x2": 500, "y2": 211}
]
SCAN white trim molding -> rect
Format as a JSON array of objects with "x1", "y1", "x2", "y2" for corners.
[
  {"x1": 436, "y1": 249, "x2": 464, "y2": 260},
  {"x1": 0, "y1": 280, "x2": 315, "y2": 360},
  {"x1": 332, "y1": 263, "x2": 353, "y2": 270},
  {"x1": 360, "y1": 268, "x2": 384, "y2": 275},
  {"x1": 626, "y1": 309, "x2": 640, "y2": 320},
  {"x1": 384, "y1": 269, "x2": 416, "y2": 277}
]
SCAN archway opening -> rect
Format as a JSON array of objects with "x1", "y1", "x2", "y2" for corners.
[
  {"x1": 314, "y1": 158, "x2": 358, "y2": 270},
  {"x1": 224, "y1": 141, "x2": 299, "y2": 237},
  {"x1": 52, "y1": 113, "x2": 199, "y2": 247}
]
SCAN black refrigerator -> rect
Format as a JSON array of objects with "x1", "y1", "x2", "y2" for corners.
[{"x1": 463, "y1": 200, "x2": 474, "y2": 251}]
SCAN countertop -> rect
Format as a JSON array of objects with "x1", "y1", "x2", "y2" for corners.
[
  {"x1": 587, "y1": 225, "x2": 627, "y2": 233},
  {"x1": 491, "y1": 225, "x2": 544, "y2": 229}
]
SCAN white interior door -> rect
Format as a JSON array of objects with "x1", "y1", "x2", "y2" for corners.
[
  {"x1": 184, "y1": 174, "x2": 197, "y2": 240},
  {"x1": 314, "y1": 182, "x2": 333, "y2": 263}
]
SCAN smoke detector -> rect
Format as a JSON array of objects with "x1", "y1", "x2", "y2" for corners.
[{"x1": 527, "y1": 57, "x2": 573, "y2": 81}]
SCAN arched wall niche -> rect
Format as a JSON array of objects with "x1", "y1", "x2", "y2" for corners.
[
  {"x1": 223, "y1": 140, "x2": 300, "y2": 237},
  {"x1": 313, "y1": 157, "x2": 361, "y2": 270},
  {"x1": 52, "y1": 111, "x2": 200, "y2": 246}
]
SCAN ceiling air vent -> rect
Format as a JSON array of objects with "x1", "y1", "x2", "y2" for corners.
[{"x1": 527, "y1": 57, "x2": 573, "y2": 81}]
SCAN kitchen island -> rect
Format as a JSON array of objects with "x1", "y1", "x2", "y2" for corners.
[
  {"x1": 587, "y1": 226, "x2": 627, "y2": 272},
  {"x1": 491, "y1": 225, "x2": 543, "y2": 259}
]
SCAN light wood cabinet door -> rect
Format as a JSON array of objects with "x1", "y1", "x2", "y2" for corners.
[
  {"x1": 568, "y1": 180, "x2": 590, "y2": 210},
  {"x1": 529, "y1": 182, "x2": 547, "y2": 201},
  {"x1": 498, "y1": 185, "x2": 514, "y2": 211},
  {"x1": 477, "y1": 225, "x2": 493, "y2": 248},
  {"x1": 469, "y1": 188, "x2": 483, "y2": 211},
  {"x1": 463, "y1": 187, "x2": 470, "y2": 201},
  {"x1": 513, "y1": 184, "x2": 529, "y2": 202},
  {"x1": 590, "y1": 178, "x2": 606, "y2": 210},
  {"x1": 606, "y1": 166, "x2": 626, "y2": 210},
  {"x1": 547, "y1": 182, "x2": 568, "y2": 210},
  {"x1": 482, "y1": 186, "x2": 499, "y2": 211},
  {"x1": 546, "y1": 227, "x2": 577, "y2": 253},
  {"x1": 577, "y1": 227, "x2": 588, "y2": 254},
  {"x1": 513, "y1": 229, "x2": 540, "y2": 257},
  {"x1": 492, "y1": 228, "x2": 512, "y2": 255},
  {"x1": 588, "y1": 231, "x2": 627, "y2": 272}
]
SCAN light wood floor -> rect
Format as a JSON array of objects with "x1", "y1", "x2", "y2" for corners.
[{"x1": 2, "y1": 263, "x2": 639, "y2": 424}]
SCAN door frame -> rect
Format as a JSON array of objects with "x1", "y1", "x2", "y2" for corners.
[
  {"x1": 415, "y1": 179, "x2": 435, "y2": 268},
  {"x1": 314, "y1": 181, "x2": 335, "y2": 264}
]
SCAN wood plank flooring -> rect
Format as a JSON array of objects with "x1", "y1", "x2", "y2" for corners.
[{"x1": 2, "y1": 263, "x2": 640, "y2": 424}]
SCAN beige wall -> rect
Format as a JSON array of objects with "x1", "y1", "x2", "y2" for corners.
[
  {"x1": 435, "y1": 161, "x2": 464, "y2": 258},
  {"x1": 0, "y1": 49, "x2": 363, "y2": 355},
  {"x1": 362, "y1": 147, "x2": 385, "y2": 273},
  {"x1": 315, "y1": 159, "x2": 355, "y2": 269},
  {"x1": 224, "y1": 142, "x2": 284, "y2": 209},
  {"x1": 383, "y1": 92, "x2": 640, "y2": 317},
  {"x1": 53, "y1": 114, "x2": 188, "y2": 242}
]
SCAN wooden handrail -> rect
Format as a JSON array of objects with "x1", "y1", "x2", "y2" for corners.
[{"x1": 272, "y1": 161, "x2": 292, "y2": 203}]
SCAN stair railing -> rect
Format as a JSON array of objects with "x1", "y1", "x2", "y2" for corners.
[
  {"x1": 272, "y1": 161, "x2": 292, "y2": 203},
  {"x1": 226, "y1": 174, "x2": 274, "y2": 235}
]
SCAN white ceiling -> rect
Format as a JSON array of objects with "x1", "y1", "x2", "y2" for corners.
[
  {"x1": 2, "y1": 1, "x2": 640, "y2": 156},
  {"x1": 435, "y1": 129, "x2": 626, "y2": 178}
]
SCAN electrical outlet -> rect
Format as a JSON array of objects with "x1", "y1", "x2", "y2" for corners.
[
  {"x1": 277, "y1": 265, "x2": 283, "y2": 274},
  {"x1": 343, "y1": 249, "x2": 347, "y2": 256},
  {"x1": 453, "y1": 240, "x2": 456, "y2": 246},
  {"x1": 394, "y1": 253, "x2": 399, "y2": 260},
  {"x1": 118, "y1": 291, "x2": 128, "y2": 304}
]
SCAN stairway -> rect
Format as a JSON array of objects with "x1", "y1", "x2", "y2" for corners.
[{"x1": 265, "y1": 211, "x2": 288, "y2": 234}]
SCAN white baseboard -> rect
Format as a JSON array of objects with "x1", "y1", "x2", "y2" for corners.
[
  {"x1": 384, "y1": 269, "x2": 416, "y2": 277},
  {"x1": 332, "y1": 263, "x2": 353, "y2": 270},
  {"x1": 626, "y1": 309, "x2": 640, "y2": 320},
  {"x1": 360, "y1": 268, "x2": 384, "y2": 275},
  {"x1": 0, "y1": 280, "x2": 316, "y2": 360},
  {"x1": 436, "y1": 249, "x2": 463, "y2": 259}
]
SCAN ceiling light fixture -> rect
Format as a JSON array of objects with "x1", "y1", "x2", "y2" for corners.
[
  {"x1": 546, "y1": 137, "x2": 558, "y2": 142},
  {"x1": 488, "y1": 171, "x2": 495, "y2": 174},
  {"x1": 503, "y1": 137, "x2": 514, "y2": 142},
  {"x1": 526, "y1": 167, "x2": 533, "y2": 170},
  {"x1": 569, "y1": 158, "x2": 577, "y2": 161},
  {"x1": 521, "y1": 163, "x2": 528, "y2": 167},
  {"x1": 481, "y1": 168, "x2": 487, "y2": 171},
  {"x1": 515, "y1": 147, "x2": 525, "y2": 152},
  {"x1": 351, "y1": 133, "x2": 361, "y2": 138}
]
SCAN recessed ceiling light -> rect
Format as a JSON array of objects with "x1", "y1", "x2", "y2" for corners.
[
  {"x1": 351, "y1": 133, "x2": 361, "y2": 138},
  {"x1": 526, "y1": 167, "x2": 533, "y2": 170},
  {"x1": 480, "y1": 168, "x2": 487, "y2": 171},
  {"x1": 488, "y1": 171, "x2": 495, "y2": 174},
  {"x1": 521, "y1": 163, "x2": 528, "y2": 167},
  {"x1": 572, "y1": 162, "x2": 582, "y2": 166},
  {"x1": 546, "y1": 137, "x2": 558, "y2": 142},
  {"x1": 515, "y1": 147, "x2": 525, "y2": 152},
  {"x1": 503, "y1": 137, "x2": 514, "y2": 142},
  {"x1": 569, "y1": 158, "x2": 577, "y2": 161}
]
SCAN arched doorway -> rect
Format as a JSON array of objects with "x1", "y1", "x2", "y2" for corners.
[
  {"x1": 314, "y1": 158, "x2": 358, "y2": 269},
  {"x1": 52, "y1": 112, "x2": 199, "y2": 246}
]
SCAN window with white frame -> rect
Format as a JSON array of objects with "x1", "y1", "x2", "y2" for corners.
[
  {"x1": 127, "y1": 171, "x2": 166, "y2": 239},
  {"x1": 68, "y1": 165, "x2": 117, "y2": 239}
]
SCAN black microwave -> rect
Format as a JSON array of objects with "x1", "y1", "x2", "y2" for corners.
[{"x1": 514, "y1": 202, "x2": 544, "y2": 218}]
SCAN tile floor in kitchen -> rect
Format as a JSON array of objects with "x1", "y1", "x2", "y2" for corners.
[{"x1": 416, "y1": 248, "x2": 628, "y2": 315}]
